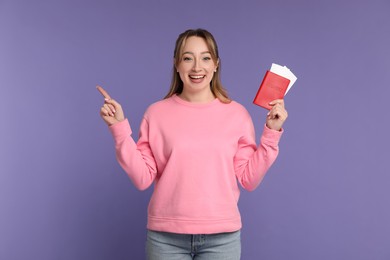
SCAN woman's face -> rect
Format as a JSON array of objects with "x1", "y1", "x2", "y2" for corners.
[{"x1": 176, "y1": 36, "x2": 218, "y2": 95}]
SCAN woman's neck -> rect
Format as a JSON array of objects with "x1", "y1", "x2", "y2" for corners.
[{"x1": 178, "y1": 89, "x2": 215, "y2": 103}]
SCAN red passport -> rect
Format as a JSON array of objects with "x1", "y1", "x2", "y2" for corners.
[{"x1": 253, "y1": 70, "x2": 290, "y2": 110}]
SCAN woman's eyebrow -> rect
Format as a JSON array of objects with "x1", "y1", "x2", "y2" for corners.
[{"x1": 182, "y1": 51, "x2": 211, "y2": 55}]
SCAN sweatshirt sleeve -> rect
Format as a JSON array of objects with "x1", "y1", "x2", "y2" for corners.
[
  {"x1": 109, "y1": 118, "x2": 157, "y2": 190},
  {"x1": 233, "y1": 115, "x2": 283, "y2": 191}
]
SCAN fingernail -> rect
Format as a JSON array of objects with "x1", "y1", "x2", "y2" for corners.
[{"x1": 105, "y1": 98, "x2": 109, "y2": 101}]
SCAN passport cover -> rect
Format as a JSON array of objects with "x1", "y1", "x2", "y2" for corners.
[{"x1": 253, "y1": 70, "x2": 290, "y2": 110}]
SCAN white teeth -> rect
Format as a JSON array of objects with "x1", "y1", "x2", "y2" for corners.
[{"x1": 189, "y1": 75, "x2": 204, "y2": 79}]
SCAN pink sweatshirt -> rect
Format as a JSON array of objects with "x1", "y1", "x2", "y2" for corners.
[{"x1": 109, "y1": 94, "x2": 283, "y2": 234}]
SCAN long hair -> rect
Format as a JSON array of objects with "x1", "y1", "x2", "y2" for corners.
[{"x1": 164, "y1": 29, "x2": 231, "y2": 103}]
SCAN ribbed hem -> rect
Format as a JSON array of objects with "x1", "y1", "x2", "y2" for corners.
[
  {"x1": 147, "y1": 215, "x2": 242, "y2": 235},
  {"x1": 261, "y1": 124, "x2": 283, "y2": 145},
  {"x1": 108, "y1": 118, "x2": 132, "y2": 142}
]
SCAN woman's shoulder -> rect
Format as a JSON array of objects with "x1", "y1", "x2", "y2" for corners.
[
  {"x1": 144, "y1": 96, "x2": 175, "y2": 116},
  {"x1": 225, "y1": 99, "x2": 250, "y2": 115},
  {"x1": 149, "y1": 97, "x2": 171, "y2": 108}
]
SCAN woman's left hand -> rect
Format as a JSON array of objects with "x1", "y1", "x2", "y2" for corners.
[{"x1": 266, "y1": 99, "x2": 288, "y2": 131}]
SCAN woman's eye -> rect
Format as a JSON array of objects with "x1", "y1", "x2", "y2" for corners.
[
  {"x1": 183, "y1": 57, "x2": 192, "y2": 61},
  {"x1": 203, "y1": 57, "x2": 211, "y2": 61}
]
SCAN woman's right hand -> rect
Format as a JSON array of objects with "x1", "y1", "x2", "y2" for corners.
[{"x1": 97, "y1": 85, "x2": 125, "y2": 126}]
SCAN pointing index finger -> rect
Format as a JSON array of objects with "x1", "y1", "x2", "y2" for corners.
[{"x1": 96, "y1": 85, "x2": 111, "y2": 99}]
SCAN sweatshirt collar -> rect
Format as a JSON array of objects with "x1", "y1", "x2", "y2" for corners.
[{"x1": 172, "y1": 94, "x2": 220, "y2": 108}]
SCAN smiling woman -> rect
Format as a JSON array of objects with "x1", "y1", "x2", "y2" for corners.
[
  {"x1": 165, "y1": 29, "x2": 230, "y2": 103},
  {"x1": 175, "y1": 37, "x2": 218, "y2": 102},
  {"x1": 98, "y1": 28, "x2": 288, "y2": 260}
]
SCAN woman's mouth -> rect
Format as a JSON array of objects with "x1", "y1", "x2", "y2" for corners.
[
  {"x1": 189, "y1": 75, "x2": 205, "y2": 83},
  {"x1": 189, "y1": 75, "x2": 205, "y2": 79}
]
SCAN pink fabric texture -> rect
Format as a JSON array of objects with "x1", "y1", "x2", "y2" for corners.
[{"x1": 109, "y1": 95, "x2": 283, "y2": 234}]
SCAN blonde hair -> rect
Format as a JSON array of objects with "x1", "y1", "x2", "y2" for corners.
[{"x1": 164, "y1": 29, "x2": 231, "y2": 103}]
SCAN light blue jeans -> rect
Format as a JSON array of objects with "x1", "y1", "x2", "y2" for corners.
[{"x1": 146, "y1": 229, "x2": 241, "y2": 260}]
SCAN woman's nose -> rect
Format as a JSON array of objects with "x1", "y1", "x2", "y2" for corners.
[{"x1": 192, "y1": 59, "x2": 201, "y2": 71}]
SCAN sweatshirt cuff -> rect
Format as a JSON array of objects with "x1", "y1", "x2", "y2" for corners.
[
  {"x1": 108, "y1": 118, "x2": 132, "y2": 142},
  {"x1": 261, "y1": 124, "x2": 283, "y2": 145}
]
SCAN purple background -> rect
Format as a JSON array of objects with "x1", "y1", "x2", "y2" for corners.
[{"x1": 1, "y1": 0, "x2": 389, "y2": 259}]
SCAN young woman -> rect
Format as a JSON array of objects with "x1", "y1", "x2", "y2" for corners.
[{"x1": 98, "y1": 28, "x2": 288, "y2": 260}]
